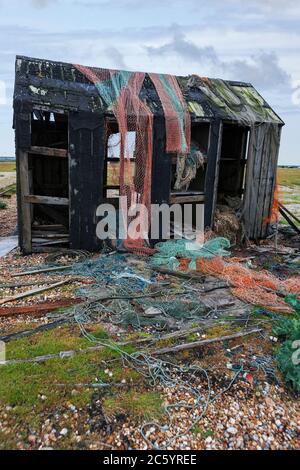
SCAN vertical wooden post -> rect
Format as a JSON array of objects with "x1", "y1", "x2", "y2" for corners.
[
  {"x1": 204, "y1": 119, "x2": 223, "y2": 228},
  {"x1": 18, "y1": 150, "x2": 32, "y2": 254},
  {"x1": 69, "y1": 112, "x2": 105, "y2": 251},
  {"x1": 151, "y1": 114, "x2": 171, "y2": 244}
]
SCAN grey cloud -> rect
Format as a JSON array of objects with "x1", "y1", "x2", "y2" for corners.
[
  {"x1": 146, "y1": 31, "x2": 291, "y2": 90},
  {"x1": 31, "y1": 0, "x2": 56, "y2": 7},
  {"x1": 104, "y1": 47, "x2": 127, "y2": 70},
  {"x1": 147, "y1": 29, "x2": 218, "y2": 66},
  {"x1": 224, "y1": 52, "x2": 290, "y2": 90}
]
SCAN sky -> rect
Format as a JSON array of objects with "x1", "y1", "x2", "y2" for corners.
[{"x1": 0, "y1": 0, "x2": 299, "y2": 165}]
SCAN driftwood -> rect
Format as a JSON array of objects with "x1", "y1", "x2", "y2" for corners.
[
  {"x1": 0, "y1": 185, "x2": 15, "y2": 197},
  {"x1": 1, "y1": 327, "x2": 262, "y2": 366},
  {"x1": 279, "y1": 205, "x2": 300, "y2": 235},
  {"x1": 11, "y1": 265, "x2": 72, "y2": 277},
  {"x1": 152, "y1": 328, "x2": 262, "y2": 355},
  {"x1": 0, "y1": 298, "x2": 83, "y2": 318},
  {"x1": 153, "y1": 266, "x2": 205, "y2": 282},
  {"x1": 279, "y1": 202, "x2": 300, "y2": 225},
  {"x1": 0, "y1": 279, "x2": 77, "y2": 306},
  {"x1": 0, "y1": 319, "x2": 67, "y2": 342},
  {"x1": 2, "y1": 344, "x2": 106, "y2": 365},
  {"x1": 0, "y1": 279, "x2": 69, "y2": 289}
]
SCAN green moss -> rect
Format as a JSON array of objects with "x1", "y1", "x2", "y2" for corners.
[
  {"x1": 0, "y1": 200, "x2": 7, "y2": 210},
  {"x1": 103, "y1": 390, "x2": 164, "y2": 420},
  {"x1": 5, "y1": 326, "x2": 91, "y2": 360},
  {"x1": 191, "y1": 425, "x2": 214, "y2": 439}
]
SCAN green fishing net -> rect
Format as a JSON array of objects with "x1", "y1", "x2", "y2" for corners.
[{"x1": 151, "y1": 237, "x2": 231, "y2": 270}]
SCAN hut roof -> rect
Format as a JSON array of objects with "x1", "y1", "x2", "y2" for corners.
[{"x1": 14, "y1": 56, "x2": 284, "y2": 125}]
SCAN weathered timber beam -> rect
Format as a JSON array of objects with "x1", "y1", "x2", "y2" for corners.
[
  {"x1": 24, "y1": 195, "x2": 69, "y2": 206},
  {"x1": 29, "y1": 146, "x2": 68, "y2": 158}
]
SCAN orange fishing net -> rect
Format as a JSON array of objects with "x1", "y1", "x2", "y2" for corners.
[
  {"x1": 264, "y1": 182, "x2": 280, "y2": 225},
  {"x1": 196, "y1": 256, "x2": 299, "y2": 313},
  {"x1": 74, "y1": 66, "x2": 190, "y2": 254}
]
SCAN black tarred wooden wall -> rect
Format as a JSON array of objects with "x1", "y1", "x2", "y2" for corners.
[{"x1": 69, "y1": 111, "x2": 105, "y2": 251}]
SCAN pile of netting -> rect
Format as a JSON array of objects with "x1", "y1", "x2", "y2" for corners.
[
  {"x1": 39, "y1": 253, "x2": 208, "y2": 329},
  {"x1": 195, "y1": 257, "x2": 300, "y2": 313},
  {"x1": 74, "y1": 65, "x2": 190, "y2": 254},
  {"x1": 150, "y1": 237, "x2": 231, "y2": 271}
]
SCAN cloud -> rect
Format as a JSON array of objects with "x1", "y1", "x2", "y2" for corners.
[
  {"x1": 31, "y1": 0, "x2": 56, "y2": 8},
  {"x1": 104, "y1": 47, "x2": 127, "y2": 70},
  {"x1": 147, "y1": 29, "x2": 218, "y2": 66},
  {"x1": 224, "y1": 52, "x2": 290, "y2": 90},
  {"x1": 146, "y1": 30, "x2": 291, "y2": 90}
]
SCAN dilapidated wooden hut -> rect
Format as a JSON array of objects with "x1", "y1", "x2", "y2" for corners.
[{"x1": 13, "y1": 55, "x2": 284, "y2": 254}]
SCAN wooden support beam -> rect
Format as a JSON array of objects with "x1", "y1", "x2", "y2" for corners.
[
  {"x1": 18, "y1": 150, "x2": 32, "y2": 254},
  {"x1": 29, "y1": 146, "x2": 68, "y2": 158},
  {"x1": 204, "y1": 120, "x2": 223, "y2": 228},
  {"x1": 0, "y1": 279, "x2": 76, "y2": 306},
  {"x1": 170, "y1": 194, "x2": 205, "y2": 204},
  {"x1": 152, "y1": 328, "x2": 262, "y2": 355},
  {"x1": 24, "y1": 195, "x2": 69, "y2": 206}
]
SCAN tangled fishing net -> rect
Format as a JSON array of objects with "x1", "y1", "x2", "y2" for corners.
[
  {"x1": 195, "y1": 257, "x2": 300, "y2": 313},
  {"x1": 151, "y1": 237, "x2": 231, "y2": 271},
  {"x1": 74, "y1": 65, "x2": 190, "y2": 254}
]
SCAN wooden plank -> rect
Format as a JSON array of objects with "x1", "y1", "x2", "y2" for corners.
[
  {"x1": 151, "y1": 114, "x2": 171, "y2": 245},
  {"x1": 24, "y1": 195, "x2": 69, "y2": 206},
  {"x1": 18, "y1": 150, "x2": 32, "y2": 254},
  {"x1": 29, "y1": 146, "x2": 67, "y2": 158},
  {"x1": 32, "y1": 224, "x2": 67, "y2": 232},
  {"x1": 279, "y1": 207, "x2": 300, "y2": 234},
  {"x1": 170, "y1": 194, "x2": 205, "y2": 204},
  {"x1": 31, "y1": 232, "x2": 69, "y2": 238},
  {"x1": 152, "y1": 328, "x2": 262, "y2": 356},
  {"x1": 204, "y1": 120, "x2": 223, "y2": 228},
  {"x1": 260, "y1": 126, "x2": 281, "y2": 238},
  {"x1": 32, "y1": 239, "x2": 69, "y2": 246},
  {"x1": 0, "y1": 279, "x2": 75, "y2": 306},
  {"x1": 69, "y1": 112, "x2": 105, "y2": 251}
]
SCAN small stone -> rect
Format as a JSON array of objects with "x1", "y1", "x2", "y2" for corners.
[
  {"x1": 60, "y1": 428, "x2": 68, "y2": 437},
  {"x1": 226, "y1": 426, "x2": 238, "y2": 435},
  {"x1": 28, "y1": 435, "x2": 36, "y2": 445}
]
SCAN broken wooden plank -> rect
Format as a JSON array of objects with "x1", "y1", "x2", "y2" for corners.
[
  {"x1": 2, "y1": 327, "x2": 262, "y2": 366},
  {"x1": 0, "y1": 299, "x2": 83, "y2": 318},
  {"x1": 279, "y1": 207, "x2": 300, "y2": 235},
  {"x1": 0, "y1": 184, "x2": 16, "y2": 197},
  {"x1": 279, "y1": 202, "x2": 300, "y2": 226},
  {"x1": 153, "y1": 267, "x2": 205, "y2": 282},
  {"x1": 0, "y1": 279, "x2": 77, "y2": 306},
  {"x1": 29, "y1": 146, "x2": 68, "y2": 158},
  {"x1": 170, "y1": 194, "x2": 205, "y2": 204},
  {"x1": 31, "y1": 232, "x2": 69, "y2": 239},
  {"x1": 152, "y1": 328, "x2": 262, "y2": 355},
  {"x1": 24, "y1": 195, "x2": 69, "y2": 206},
  {"x1": 12, "y1": 265, "x2": 72, "y2": 277}
]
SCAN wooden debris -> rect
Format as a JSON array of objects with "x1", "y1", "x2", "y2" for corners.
[
  {"x1": 152, "y1": 328, "x2": 263, "y2": 355},
  {"x1": 0, "y1": 279, "x2": 77, "y2": 306},
  {"x1": 11, "y1": 265, "x2": 72, "y2": 277},
  {"x1": 0, "y1": 299, "x2": 83, "y2": 318}
]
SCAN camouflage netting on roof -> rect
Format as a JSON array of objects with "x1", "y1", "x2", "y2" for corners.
[
  {"x1": 15, "y1": 56, "x2": 283, "y2": 125},
  {"x1": 179, "y1": 75, "x2": 283, "y2": 124}
]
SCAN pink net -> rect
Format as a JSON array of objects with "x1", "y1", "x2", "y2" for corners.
[{"x1": 74, "y1": 65, "x2": 191, "y2": 254}]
